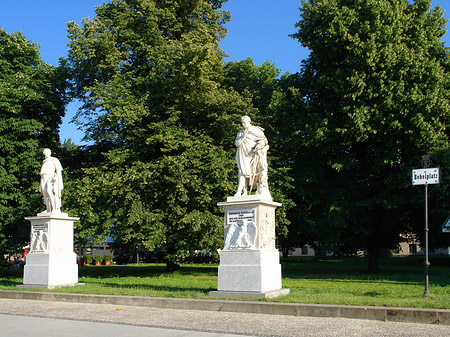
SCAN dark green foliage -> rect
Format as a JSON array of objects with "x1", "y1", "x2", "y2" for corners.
[
  {"x1": 0, "y1": 28, "x2": 65, "y2": 252},
  {"x1": 288, "y1": 0, "x2": 450, "y2": 270}
]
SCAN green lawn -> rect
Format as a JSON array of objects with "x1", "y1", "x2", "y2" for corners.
[
  {"x1": 1, "y1": 256, "x2": 449, "y2": 309},
  {"x1": 280, "y1": 256, "x2": 450, "y2": 308}
]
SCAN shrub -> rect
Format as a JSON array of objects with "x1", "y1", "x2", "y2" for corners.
[
  {"x1": 104, "y1": 253, "x2": 113, "y2": 262},
  {"x1": 92, "y1": 254, "x2": 103, "y2": 264},
  {"x1": 83, "y1": 254, "x2": 93, "y2": 264}
]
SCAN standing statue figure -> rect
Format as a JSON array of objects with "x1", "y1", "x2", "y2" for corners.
[
  {"x1": 234, "y1": 116, "x2": 271, "y2": 200},
  {"x1": 39, "y1": 148, "x2": 63, "y2": 213}
]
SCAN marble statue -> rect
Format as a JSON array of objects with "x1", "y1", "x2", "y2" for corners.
[
  {"x1": 234, "y1": 116, "x2": 271, "y2": 199},
  {"x1": 39, "y1": 148, "x2": 63, "y2": 213}
]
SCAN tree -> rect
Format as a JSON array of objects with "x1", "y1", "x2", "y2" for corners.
[
  {"x1": 65, "y1": 0, "x2": 253, "y2": 270},
  {"x1": 267, "y1": 72, "x2": 313, "y2": 257},
  {"x1": 291, "y1": 0, "x2": 450, "y2": 270},
  {"x1": 223, "y1": 58, "x2": 296, "y2": 256},
  {"x1": 0, "y1": 28, "x2": 66, "y2": 253}
]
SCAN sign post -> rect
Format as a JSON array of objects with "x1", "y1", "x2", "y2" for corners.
[{"x1": 412, "y1": 157, "x2": 440, "y2": 296}]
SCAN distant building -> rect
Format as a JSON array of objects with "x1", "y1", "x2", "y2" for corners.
[
  {"x1": 76, "y1": 237, "x2": 114, "y2": 258},
  {"x1": 288, "y1": 245, "x2": 315, "y2": 257},
  {"x1": 89, "y1": 242, "x2": 114, "y2": 257},
  {"x1": 285, "y1": 245, "x2": 334, "y2": 257},
  {"x1": 285, "y1": 234, "x2": 449, "y2": 258},
  {"x1": 397, "y1": 233, "x2": 421, "y2": 256},
  {"x1": 396, "y1": 233, "x2": 449, "y2": 256}
]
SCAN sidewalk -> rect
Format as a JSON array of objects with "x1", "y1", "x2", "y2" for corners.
[
  {"x1": 1, "y1": 296, "x2": 450, "y2": 336},
  {"x1": 0, "y1": 289, "x2": 449, "y2": 325},
  {"x1": 0, "y1": 313, "x2": 247, "y2": 337}
]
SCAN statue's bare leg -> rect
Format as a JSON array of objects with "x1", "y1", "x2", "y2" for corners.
[
  {"x1": 235, "y1": 174, "x2": 248, "y2": 196},
  {"x1": 46, "y1": 184, "x2": 56, "y2": 212}
]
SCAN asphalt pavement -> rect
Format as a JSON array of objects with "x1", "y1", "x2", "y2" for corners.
[{"x1": 1, "y1": 298, "x2": 450, "y2": 337}]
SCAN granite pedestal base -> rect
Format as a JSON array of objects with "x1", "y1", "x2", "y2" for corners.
[{"x1": 21, "y1": 212, "x2": 80, "y2": 289}]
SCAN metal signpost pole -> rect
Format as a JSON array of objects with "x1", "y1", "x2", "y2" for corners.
[
  {"x1": 424, "y1": 183, "x2": 430, "y2": 296},
  {"x1": 412, "y1": 155, "x2": 439, "y2": 297}
]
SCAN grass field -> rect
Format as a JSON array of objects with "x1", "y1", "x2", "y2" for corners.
[{"x1": 1, "y1": 256, "x2": 449, "y2": 309}]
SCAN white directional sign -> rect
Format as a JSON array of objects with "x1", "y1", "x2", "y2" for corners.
[
  {"x1": 443, "y1": 217, "x2": 450, "y2": 233},
  {"x1": 412, "y1": 168, "x2": 440, "y2": 186}
]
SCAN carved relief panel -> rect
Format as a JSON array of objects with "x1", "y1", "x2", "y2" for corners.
[
  {"x1": 258, "y1": 207, "x2": 276, "y2": 250},
  {"x1": 30, "y1": 222, "x2": 49, "y2": 253},
  {"x1": 224, "y1": 208, "x2": 257, "y2": 250}
]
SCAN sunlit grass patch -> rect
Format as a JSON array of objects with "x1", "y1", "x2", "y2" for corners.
[{"x1": 1, "y1": 256, "x2": 449, "y2": 308}]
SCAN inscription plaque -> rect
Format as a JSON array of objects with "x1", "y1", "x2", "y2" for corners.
[{"x1": 226, "y1": 209, "x2": 255, "y2": 225}]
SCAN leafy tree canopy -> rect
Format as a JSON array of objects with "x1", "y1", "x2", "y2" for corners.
[
  {"x1": 290, "y1": 0, "x2": 450, "y2": 269},
  {"x1": 0, "y1": 28, "x2": 66, "y2": 252},
  {"x1": 65, "y1": 0, "x2": 253, "y2": 268}
]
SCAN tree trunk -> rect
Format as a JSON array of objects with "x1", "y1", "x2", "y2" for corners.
[
  {"x1": 367, "y1": 243, "x2": 379, "y2": 273},
  {"x1": 166, "y1": 261, "x2": 180, "y2": 272},
  {"x1": 281, "y1": 248, "x2": 290, "y2": 258}
]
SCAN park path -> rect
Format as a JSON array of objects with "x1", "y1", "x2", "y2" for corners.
[{"x1": 0, "y1": 297, "x2": 450, "y2": 336}]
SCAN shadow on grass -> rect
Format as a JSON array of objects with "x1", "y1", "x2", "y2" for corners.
[
  {"x1": 281, "y1": 256, "x2": 450, "y2": 287},
  {"x1": 0, "y1": 268, "x2": 22, "y2": 278},
  {"x1": 79, "y1": 265, "x2": 167, "y2": 278},
  {"x1": 78, "y1": 264, "x2": 218, "y2": 279},
  {"x1": 91, "y1": 281, "x2": 214, "y2": 295},
  {"x1": 75, "y1": 265, "x2": 217, "y2": 295}
]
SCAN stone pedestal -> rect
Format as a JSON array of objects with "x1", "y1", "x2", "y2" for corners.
[
  {"x1": 20, "y1": 212, "x2": 80, "y2": 289},
  {"x1": 210, "y1": 196, "x2": 290, "y2": 298}
]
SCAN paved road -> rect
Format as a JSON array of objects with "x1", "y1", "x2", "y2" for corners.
[
  {"x1": 0, "y1": 314, "x2": 247, "y2": 337},
  {"x1": 0, "y1": 298, "x2": 449, "y2": 337}
]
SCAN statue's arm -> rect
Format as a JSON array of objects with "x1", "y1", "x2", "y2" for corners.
[
  {"x1": 53, "y1": 158, "x2": 64, "y2": 190},
  {"x1": 235, "y1": 129, "x2": 246, "y2": 147},
  {"x1": 253, "y1": 128, "x2": 268, "y2": 152}
]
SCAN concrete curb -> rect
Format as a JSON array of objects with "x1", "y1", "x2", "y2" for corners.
[{"x1": 1, "y1": 289, "x2": 449, "y2": 325}]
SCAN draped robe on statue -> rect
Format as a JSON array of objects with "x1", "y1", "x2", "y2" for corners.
[
  {"x1": 40, "y1": 156, "x2": 63, "y2": 212},
  {"x1": 235, "y1": 125, "x2": 270, "y2": 196}
]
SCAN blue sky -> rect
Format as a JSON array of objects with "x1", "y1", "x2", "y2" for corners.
[{"x1": 1, "y1": 0, "x2": 449, "y2": 144}]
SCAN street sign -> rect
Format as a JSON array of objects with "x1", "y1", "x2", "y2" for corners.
[
  {"x1": 412, "y1": 168, "x2": 440, "y2": 186},
  {"x1": 443, "y1": 217, "x2": 450, "y2": 233}
]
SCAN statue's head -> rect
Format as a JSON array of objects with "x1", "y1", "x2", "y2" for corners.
[
  {"x1": 43, "y1": 148, "x2": 51, "y2": 158},
  {"x1": 241, "y1": 115, "x2": 251, "y2": 128}
]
